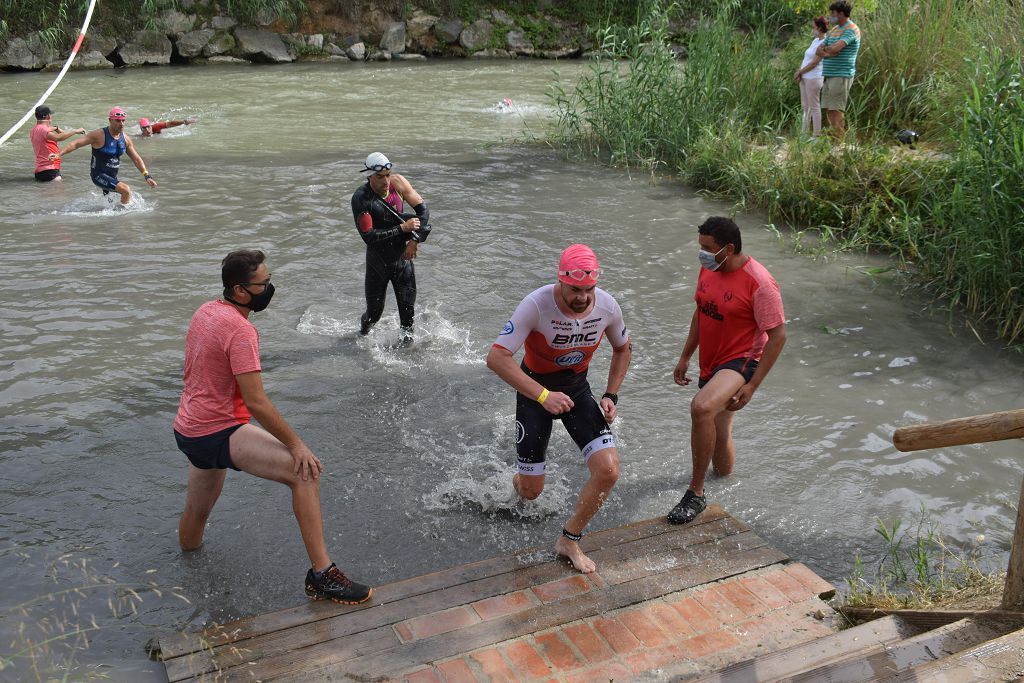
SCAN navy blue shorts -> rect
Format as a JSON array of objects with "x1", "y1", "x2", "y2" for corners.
[
  {"x1": 514, "y1": 383, "x2": 615, "y2": 476},
  {"x1": 174, "y1": 424, "x2": 244, "y2": 470},
  {"x1": 90, "y1": 172, "x2": 119, "y2": 192},
  {"x1": 698, "y1": 357, "x2": 759, "y2": 389}
]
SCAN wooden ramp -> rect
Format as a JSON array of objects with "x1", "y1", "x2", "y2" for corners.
[{"x1": 156, "y1": 506, "x2": 840, "y2": 681}]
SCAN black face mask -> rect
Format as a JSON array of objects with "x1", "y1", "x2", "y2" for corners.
[{"x1": 226, "y1": 282, "x2": 275, "y2": 312}]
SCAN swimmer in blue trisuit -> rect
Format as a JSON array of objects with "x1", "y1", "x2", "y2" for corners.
[{"x1": 50, "y1": 106, "x2": 157, "y2": 205}]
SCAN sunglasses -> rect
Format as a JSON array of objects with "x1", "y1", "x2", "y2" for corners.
[
  {"x1": 560, "y1": 268, "x2": 602, "y2": 281},
  {"x1": 362, "y1": 162, "x2": 393, "y2": 173}
]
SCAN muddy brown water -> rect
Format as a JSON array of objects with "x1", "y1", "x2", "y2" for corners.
[{"x1": 1, "y1": 61, "x2": 1022, "y2": 678}]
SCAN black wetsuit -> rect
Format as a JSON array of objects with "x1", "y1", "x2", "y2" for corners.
[{"x1": 350, "y1": 181, "x2": 430, "y2": 331}]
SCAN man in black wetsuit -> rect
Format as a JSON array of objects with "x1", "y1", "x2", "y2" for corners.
[
  {"x1": 350, "y1": 152, "x2": 431, "y2": 337},
  {"x1": 52, "y1": 106, "x2": 157, "y2": 206}
]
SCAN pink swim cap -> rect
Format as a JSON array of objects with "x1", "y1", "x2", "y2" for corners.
[
  {"x1": 109, "y1": 107, "x2": 127, "y2": 120},
  {"x1": 558, "y1": 244, "x2": 601, "y2": 287},
  {"x1": 138, "y1": 117, "x2": 151, "y2": 128}
]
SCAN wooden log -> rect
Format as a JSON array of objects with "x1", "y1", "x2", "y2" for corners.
[
  {"x1": 892, "y1": 409, "x2": 1024, "y2": 452},
  {"x1": 840, "y1": 607, "x2": 1024, "y2": 629},
  {"x1": 1002, "y1": 478, "x2": 1024, "y2": 609}
]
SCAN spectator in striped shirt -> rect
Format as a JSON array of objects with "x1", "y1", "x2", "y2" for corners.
[{"x1": 816, "y1": 1, "x2": 861, "y2": 137}]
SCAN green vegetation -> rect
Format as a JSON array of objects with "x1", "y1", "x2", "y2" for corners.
[
  {"x1": 842, "y1": 510, "x2": 1004, "y2": 611},
  {"x1": 550, "y1": 0, "x2": 1024, "y2": 346}
]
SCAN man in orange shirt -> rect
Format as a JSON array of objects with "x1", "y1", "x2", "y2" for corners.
[
  {"x1": 29, "y1": 106, "x2": 85, "y2": 182},
  {"x1": 669, "y1": 217, "x2": 787, "y2": 524}
]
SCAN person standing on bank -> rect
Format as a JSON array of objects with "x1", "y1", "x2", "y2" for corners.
[
  {"x1": 668, "y1": 217, "x2": 786, "y2": 525},
  {"x1": 487, "y1": 244, "x2": 631, "y2": 573},
  {"x1": 794, "y1": 16, "x2": 829, "y2": 137},
  {"x1": 174, "y1": 249, "x2": 373, "y2": 605},
  {"x1": 30, "y1": 105, "x2": 86, "y2": 182},
  {"x1": 816, "y1": 1, "x2": 862, "y2": 137},
  {"x1": 350, "y1": 152, "x2": 431, "y2": 337},
  {"x1": 51, "y1": 107, "x2": 158, "y2": 205}
]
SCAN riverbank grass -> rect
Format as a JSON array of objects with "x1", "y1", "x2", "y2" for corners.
[
  {"x1": 549, "y1": 0, "x2": 1024, "y2": 347},
  {"x1": 841, "y1": 513, "x2": 1005, "y2": 612}
]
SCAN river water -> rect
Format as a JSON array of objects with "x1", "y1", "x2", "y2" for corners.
[{"x1": 1, "y1": 61, "x2": 1022, "y2": 679}]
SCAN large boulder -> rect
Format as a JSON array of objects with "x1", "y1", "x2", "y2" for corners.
[
  {"x1": 407, "y1": 10, "x2": 438, "y2": 41},
  {"x1": 471, "y1": 48, "x2": 512, "y2": 59},
  {"x1": 157, "y1": 9, "x2": 195, "y2": 36},
  {"x1": 434, "y1": 18, "x2": 464, "y2": 44},
  {"x1": 459, "y1": 19, "x2": 493, "y2": 52},
  {"x1": 506, "y1": 31, "x2": 535, "y2": 56},
  {"x1": 379, "y1": 22, "x2": 406, "y2": 54},
  {"x1": 176, "y1": 29, "x2": 214, "y2": 58},
  {"x1": 1, "y1": 37, "x2": 38, "y2": 70},
  {"x1": 203, "y1": 32, "x2": 235, "y2": 56},
  {"x1": 394, "y1": 52, "x2": 427, "y2": 61},
  {"x1": 325, "y1": 42, "x2": 345, "y2": 56},
  {"x1": 84, "y1": 34, "x2": 117, "y2": 57},
  {"x1": 307, "y1": 34, "x2": 324, "y2": 50},
  {"x1": 346, "y1": 42, "x2": 366, "y2": 61},
  {"x1": 74, "y1": 50, "x2": 113, "y2": 69},
  {"x1": 233, "y1": 28, "x2": 292, "y2": 63},
  {"x1": 491, "y1": 9, "x2": 515, "y2": 26},
  {"x1": 209, "y1": 15, "x2": 237, "y2": 31},
  {"x1": 0, "y1": 33, "x2": 61, "y2": 70},
  {"x1": 118, "y1": 30, "x2": 173, "y2": 66},
  {"x1": 340, "y1": 33, "x2": 362, "y2": 48}
]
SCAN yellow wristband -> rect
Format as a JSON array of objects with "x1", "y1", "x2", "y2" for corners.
[{"x1": 537, "y1": 388, "x2": 550, "y2": 404}]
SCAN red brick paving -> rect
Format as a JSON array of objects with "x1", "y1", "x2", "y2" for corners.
[
  {"x1": 784, "y1": 562, "x2": 837, "y2": 597},
  {"x1": 763, "y1": 565, "x2": 815, "y2": 602},
  {"x1": 739, "y1": 575, "x2": 792, "y2": 610},
  {"x1": 593, "y1": 616, "x2": 643, "y2": 655},
  {"x1": 669, "y1": 595, "x2": 722, "y2": 633},
  {"x1": 563, "y1": 622, "x2": 615, "y2": 663},
  {"x1": 395, "y1": 606, "x2": 481, "y2": 642},
  {"x1": 403, "y1": 667, "x2": 442, "y2": 683},
  {"x1": 471, "y1": 589, "x2": 538, "y2": 621},
  {"x1": 502, "y1": 641, "x2": 552, "y2": 679},
  {"x1": 534, "y1": 631, "x2": 585, "y2": 670},
  {"x1": 616, "y1": 609, "x2": 671, "y2": 648},
  {"x1": 693, "y1": 586, "x2": 744, "y2": 623},
  {"x1": 435, "y1": 658, "x2": 477, "y2": 683},
  {"x1": 646, "y1": 602, "x2": 697, "y2": 637},
  {"x1": 470, "y1": 648, "x2": 518, "y2": 682},
  {"x1": 531, "y1": 575, "x2": 593, "y2": 603},
  {"x1": 716, "y1": 581, "x2": 768, "y2": 617}
]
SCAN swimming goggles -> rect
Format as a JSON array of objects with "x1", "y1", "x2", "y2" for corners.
[
  {"x1": 559, "y1": 268, "x2": 602, "y2": 281},
  {"x1": 361, "y1": 162, "x2": 393, "y2": 173}
]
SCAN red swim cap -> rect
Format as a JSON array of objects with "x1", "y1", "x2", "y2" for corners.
[
  {"x1": 138, "y1": 117, "x2": 151, "y2": 128},
  {"x1": 558, "y1": 244, "x2": 601, "y2": 287},
  {"x1": 109, "y1": 107, "x2": 127, "y2": 121}
]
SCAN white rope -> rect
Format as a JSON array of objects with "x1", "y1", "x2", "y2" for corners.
[{"x1": 0, "y1": 0, "x2": 98, "y2": 147}]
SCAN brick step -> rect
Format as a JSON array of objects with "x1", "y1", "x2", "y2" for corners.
[{"x1": 683, "y1": 615, "x2": 920, "y2": 683}]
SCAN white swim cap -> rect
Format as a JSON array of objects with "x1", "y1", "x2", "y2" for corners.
[{"x1": 362, "y1": 152, "x2": 392, "y2": 176}]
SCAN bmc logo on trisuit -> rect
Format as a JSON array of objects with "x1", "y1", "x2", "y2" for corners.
[{"x1": 552, "y1": 331, "x2": 599, "y2": 345}]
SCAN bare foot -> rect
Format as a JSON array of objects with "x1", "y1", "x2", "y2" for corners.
[{"x1": 555, "y1": 535, "x2": 596, "y2": 573}]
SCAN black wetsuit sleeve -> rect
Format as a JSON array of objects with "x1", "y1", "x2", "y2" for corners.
[
  {"x1": 351, "y1": 190, "x2": 405, "y2": 246},
  {"x1": 411, "y1": 202, "x2": 431, "y2": 243}
]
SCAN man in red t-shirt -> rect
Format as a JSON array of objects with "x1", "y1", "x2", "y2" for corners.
[
  {"x1": 139, "y1": 117, "x2": 194, "y2": 137},
  {"x1": 29, "y1": 105, "x2": 85, "y2": 182},
  {"x1": 668, "y1": 217, "x2": 787, "y2": 524},
  {"x1": 174, "y1": 249, "x2": 372, "y2": 605}
]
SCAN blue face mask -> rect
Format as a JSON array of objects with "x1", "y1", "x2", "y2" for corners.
[{"x1": 698, "y1": 246, "x2": 727, "y2": 271}]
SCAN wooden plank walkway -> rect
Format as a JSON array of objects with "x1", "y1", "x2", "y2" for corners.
[{"x1": 156, "y1": 506, "x2": 839, "y2": 681}]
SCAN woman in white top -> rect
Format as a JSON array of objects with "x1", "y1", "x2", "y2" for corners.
[{"x1": 794, "y1": 17, "x2": 828, "y2": 137}]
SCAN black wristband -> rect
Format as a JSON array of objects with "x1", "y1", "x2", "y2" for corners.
[{"x1": 602, "y1": 392, "x2": 618, "y2": 405}]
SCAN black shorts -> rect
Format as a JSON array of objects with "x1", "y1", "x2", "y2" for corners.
[
  {"x1": 698, "y1": 357, "x2": 759, "y2": 389},
  {"x1": 34, "y1": 169, "x2": 61, "y2": 182},
  {"x1": 174, "y1": 424, "x2": 243, "y2": 470},
  {"x1": 514, "y1": 383, "x2": 615, "y2": 476}
]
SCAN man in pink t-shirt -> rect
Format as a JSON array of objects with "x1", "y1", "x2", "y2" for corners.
[
  {"x1": 29, "y1": 105, "x2": 85, "y2": 182},
  {"x1": 668, "y1": 217, "x2": 787, "y2": 524},
  {"x1": 174, "y1": 249, "x2": 372, "y2": 605}
]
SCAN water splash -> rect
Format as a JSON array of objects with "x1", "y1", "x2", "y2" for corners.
[{"x1": 52, "y1": 190, "x2": 152, "y2": 216}]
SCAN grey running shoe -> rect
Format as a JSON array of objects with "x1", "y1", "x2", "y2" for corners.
[
  {"x1": 667, "y1": 490, "x2": 706, "y2": 525},
  {"x1": 305, "y1": 563, "x2": 372, "y2": 604}
]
